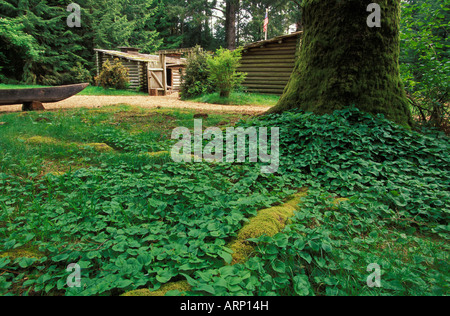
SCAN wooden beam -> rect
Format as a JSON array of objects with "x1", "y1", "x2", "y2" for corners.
[
  {"x1": 239, "y1": 71, "x2": 293, "y2": 77},
  {"x1": 160, "y1": 54, "x2": 167, "y2": 96},
  {"x1": 244, "y1": 79, "x2": 290, "y2": 85},
  {"x1": 243, "y1": 83, "x2": 288, "y2": 89},
  {"x1": 156, "y1": 47, "x2": 196, "y2": 55},
  {"x1": 239, "y1": 63, "x2": 295, "y2": 68},
  {"x1": 96, "y1": 51, "x2": 100, "y2": 77},
  {"x1": 238, "y1": 67, "x2": 295, "y2": 73},
  {"x1": 244, "y1": 88, "x2": 285, "y2": 94},
  {"x1": 244, "y1": 50, "x2": 296, "y2": 56}
]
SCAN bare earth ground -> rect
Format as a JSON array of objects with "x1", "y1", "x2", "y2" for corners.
[{"x1": 0, "y1": 93, "x2": 271, "y2": 115}]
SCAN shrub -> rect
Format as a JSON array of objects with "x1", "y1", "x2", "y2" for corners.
[
  {"x1": 95, "y1": 58, "x2": 130, "y2": 90},
  {"x1": 400, "y1": 0, "x2": 450, "y2": 134},
  {"x1": 180, "y1": 46, "x2": 213, "y2": 99},
  {"x1": 69, "y1": 62, "x2": 93, "y2": 84},
  {"x1": 0, "y1": 66, "x2": 5, "y2": 83},
  {"x1": 207, "y1": 48, "x2": 246, "y2": 98},
  {"x1": 59, "y1": 62, "x2": 92, "y2": 85}
]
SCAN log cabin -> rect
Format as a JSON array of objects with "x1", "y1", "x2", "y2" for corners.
[
  {"x1": 94, "y1": 47, "x2": 186, "y2": 95},
  {"x1": 238, "y1": 31, "x2": 303, "y2": 95}
]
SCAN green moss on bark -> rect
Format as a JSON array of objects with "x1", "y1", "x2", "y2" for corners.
[{"x1": 269, "y1": 0, "x2": 412, "y2": 128}]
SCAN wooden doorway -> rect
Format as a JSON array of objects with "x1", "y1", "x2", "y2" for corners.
[
  {"x1": 167, "y1": 68, "x2": 173, "y2": 89},
  {"x1": 148, "y1": 54, "x2": 167, "y2": 96}
]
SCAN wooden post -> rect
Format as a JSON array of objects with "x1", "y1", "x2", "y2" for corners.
[
  {"x1": 160, "y1": 53, "x2": 167, "y2": 96},
  {"x1": 147, "y1": 63, "x2": 151, "y2": 95},
  {"x1": 96, "y1": 51, "x2": 100, "y2": 77},
  {"x1": 22, "y1": 101, "x2": 45, "y2": 111},
  {"x1": 137, "y1": 61, "x2": 141, "y2": 92}
]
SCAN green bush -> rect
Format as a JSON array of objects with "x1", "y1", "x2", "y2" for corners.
[
  {"x1": 180, "y1": 46, "x2": 213, "y2": 99},
  {"x1": 207, "y1": 48, "x2": 246, "y2": 98},
  {"x1": 59, "y1": 62, "x2": 93, "y2": 85},
  {"x1": 95, "y1": 58, "x2": 130, "y2": 90},
  {"x1": 400, "y1": 0, "x2": 450, "y2": 133},
  {"x1": 69, "y1": 62, "x2": 93, "y2": 84},
  {"x1": 0, "y1": 66, "x2": 5, "y2": 83}
]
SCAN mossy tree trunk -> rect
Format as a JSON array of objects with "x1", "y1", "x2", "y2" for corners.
[{"x1": 268, "y1": 0, "x2": 413, "y2": 127}]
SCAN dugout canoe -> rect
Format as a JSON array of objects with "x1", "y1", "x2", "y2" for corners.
[{"x1": 0, "y1": 83, "x2": 89, "y2": 107}]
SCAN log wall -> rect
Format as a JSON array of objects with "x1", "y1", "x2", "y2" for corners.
[
  {"x1": 170, "y1": 67, "x2": 184, "y2": 91},
  {"x1": 99, "y1": 53, "x2": 148, "y2": 91},
  {"x1": 238, "y1": 35, "x2": 301, "y2": 95}
]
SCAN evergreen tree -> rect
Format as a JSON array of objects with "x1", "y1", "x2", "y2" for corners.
[
  {"x1": 0, "y1": 0, "x2": 79, "y2": 84},
  {"x1": 0, "y1": 0, "x2": 164, "y2": 84},
  {"x1": 0, "y1": 14, "x2": 39, "y2": 83},
  {"x1": 240, "y1": 0, "x2": 299, "y2": 44}
]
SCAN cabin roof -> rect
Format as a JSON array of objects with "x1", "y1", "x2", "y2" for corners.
[
  {"x1": 94, "y1": 48, "x2": 187, "y2": 67},
  {"x1": 243, "y1": 31, "x2": 303, "y2": 50}
]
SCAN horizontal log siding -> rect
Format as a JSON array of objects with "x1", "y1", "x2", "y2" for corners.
[
  {"x1": 172, "y1": 73, "x2": 182, "y2": 91},
  {"x1": 239, "y1": 36, "x2": 300, "y2": 95},
  {"x1": 100, "y1": 54, "x2": 147, "y2": 91}
]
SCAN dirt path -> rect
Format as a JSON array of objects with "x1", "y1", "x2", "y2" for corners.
[{"x1": 0, "y1": 94, "x2": 271, "y2": 115}]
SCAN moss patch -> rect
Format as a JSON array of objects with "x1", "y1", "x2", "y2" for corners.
[
  {"x1": 25, "y1": 136, "x2": 61, "y2": 146},
  {"x1": 227, "y1": 189, "x2": 308, "y2": 265},
  {"x1": 48, "y1": 171, "x2": 66, "y2": 176},
  {"x1": 0, "y1": 248, "x2": 43, "y2": 260},
  {"x1": 146, "y1": 151, "x2": 174, "y2": 164},
  {"x1": 147, "y1": 151, "x2": 169, "y2": 157},
  {"x1": 333, "y1": 198, "x2": 349, "y2": 207},
  {"x1": 121, "y1": 281, "x2": 191, "y2": 297},
  {"x1": 84, "y1": 143, "x2": 114, "y2": 153},
  {"x1": 25, "y1": 136, "x2": 114, "y2": 153}
]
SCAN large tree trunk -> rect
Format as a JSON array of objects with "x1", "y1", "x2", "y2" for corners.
[
  {"x1": 268, "y1": 0, "x2": 412, "y2": 127},
  {"x1": 225, "y1": 0, "x2": 239, "y2": 50}
]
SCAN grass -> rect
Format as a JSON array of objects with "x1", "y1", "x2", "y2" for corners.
[
  {"x1": 0, "y1": 104, "x2": 244, "y2": 176},
  {"x1": 0, "y1": 105, "x2": 285, "y2": 296},
  {"x1": 79, "y1": 86, "x2": 148, "y2": 96},
  {"x1": 0, "y1": 84, "x2": 147, "y2": 96},
  {"x1": 0, "y1": 84, "x2": 279, "y2": 103},
  {"x1": 189, "y1": 91, "x2": 280, "y2": 106}
]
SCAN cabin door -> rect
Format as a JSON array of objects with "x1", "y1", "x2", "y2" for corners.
[
  {"x1": 147, "y1": 54, "x2": 168, "y2": 96},
  {"x1": 148, "y1": 68, "x2": 165, "y2": 96}
]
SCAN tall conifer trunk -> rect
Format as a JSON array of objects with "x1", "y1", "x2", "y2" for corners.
[
  {"x1": 268, "y1": 0, "x2": 412, "y2": 127},
  {"x1": 225, "y1": 0, "x2": 239, "y2": 50}
]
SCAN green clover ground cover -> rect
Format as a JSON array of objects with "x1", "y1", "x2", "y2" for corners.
[
  {"x1": 0, "y1": 161, "x2": 292, "y2": 295},
  {"x1": 0, "y1": 106, "x2": 448, "y2": 296},
  {"x1": 0, "y1": 107, "x2": 295, "y2": 296},
  {"x1": 221, "y1": 108, "x2": 449, "y2": 296}
]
